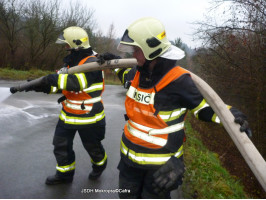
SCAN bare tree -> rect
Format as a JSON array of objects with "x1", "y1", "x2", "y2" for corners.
[
  {"x1": 22, "y1": 0, "x2": 61, "y2": 66},
  {"x1": 193, "y1": 0, "x2": 266, "y2": 172},
  {"x1": 190, "y1": 1, "x2": 266, "y2": 197},
  {"x1": 59, "y1": 1, "x2": 96, "y2": 29},
  {"x1": 0, "y1": 0, "x2": 104, "y2": 70},
  {"x1": 92, "y1": 23, "x2": 119, "y2": 54},
  {"x1": 104, "y1": 23, "x2": 119, "y2": 52},
  {"x1": 0, "y1": 0, "x2": 26, "y2": 66}
]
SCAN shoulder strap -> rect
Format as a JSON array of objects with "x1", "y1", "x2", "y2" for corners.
[
  {"x1": 78, "y1": 55, "x2": 96, "y2": 65},
  {"x1": 155, "y1": 66, "x2": 190, "y2": 92},
  {"x1": 130, "y1": 71, "x2": 140, "y2": 88}
]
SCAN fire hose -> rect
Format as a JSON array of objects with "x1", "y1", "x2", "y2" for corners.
[{"x1": 10, "y1": 58, "x2": 266, "y2": 191}]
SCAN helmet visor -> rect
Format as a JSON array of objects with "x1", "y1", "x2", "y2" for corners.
[
  {"x1": 55, "y1": 33, "x2": 66, "y2": 44},
  {"x1": 121, "y1": 29, "x2": 134, "y2": 43},
  {"x1": 117, "y1": 29, "x2": 136, "y2": 52},
  {"x1": 117, "y1": 43, "x2": 134, "y2": 53}
]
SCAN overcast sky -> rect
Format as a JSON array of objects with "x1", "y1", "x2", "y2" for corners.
[{"x1": 68, "y1": 0, "x2": 222, "y2": 48}]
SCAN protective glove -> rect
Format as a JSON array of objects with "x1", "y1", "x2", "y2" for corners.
[
  {"x1": 230, "y1": 107, "x2": 252, "y2": 138},
  {"x1": 97, "y1": 52, "x2": 121, "y2": 65},
  {"x1": 25, "y1": 76, "x2": 51, "y2": 94},
  {"x1": 30, "y1": 84, "x2": 50, "y2": 94},
  {"x1": 124, "y1": 80, "x2": 132, "y2": 89},
  {"x1": 152, "y1": 156, "x2": 185, "y2": 195},
  {"x1": 57, "y1": 67, "x2": 68, "y2": 74}
]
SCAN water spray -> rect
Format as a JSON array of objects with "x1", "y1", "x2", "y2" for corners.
[{"x1": 0, "y1": 87, "x2": 13, "y2": 102}]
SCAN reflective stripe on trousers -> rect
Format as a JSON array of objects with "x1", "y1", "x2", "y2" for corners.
[
  {"x1": 91, "y1": 152, "x2": 107, "y2": 166},
  {"x1": 56, "y1": 161, "x2": 75, "y2": 173},
  {"x1": 120, "y1": 139, "x2": 183, "y2": 165}
]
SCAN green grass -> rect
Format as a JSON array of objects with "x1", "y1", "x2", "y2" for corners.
[
  {"x1": 0, "y1": 68, "x2": 53, "y2": 80},
  {"x1": 0, "y1": 68, "x2": 122, "y2": 84},
  {"x1": 104, "y1": 78, "x2": 121, "y2": 85},
  {"x1": 183, "y1": 117, "x2": 248, "y2": 198},
  {"x1": 0, "y1": 68, "x2": 121, "y2": 85}
]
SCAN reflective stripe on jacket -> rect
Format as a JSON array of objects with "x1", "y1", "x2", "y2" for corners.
[
  {"x1": 59, "y1": 110, "x2": 105, "y2": 125},
  {"x1": 120, "y1": 139, "x2": 183, "y2": 165}
]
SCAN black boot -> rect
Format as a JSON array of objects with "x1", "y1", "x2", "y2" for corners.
[
  {"x1": 88, "y1": 160, "x2": 107, "y2": 180},
  {"x1": 45, "y1": 173, "x2": 73, "y2": 185},
  {"x1": 88, "y1": 170, "x2": 104, "y2": 180}
]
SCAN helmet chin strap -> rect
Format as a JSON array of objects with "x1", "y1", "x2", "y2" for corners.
[
  {"x1": 63, "y1": 47, "x2": 94, "y2": 67},
  {"x1": 66, "y1": 46, "x2": 84, "y2": 51},
  {"x1": 137, "y1": 59, "x2": 152, "y2": 72}
]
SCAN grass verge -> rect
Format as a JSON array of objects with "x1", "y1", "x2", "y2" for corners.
[
  {"x1": 0, "y1": 68, "x2": 121, "y2": 85},
  {"x1": 183, "y1": 117, "x2": 248, "y2": 198},
  {"x1": 0, "y1": 68, "x2": 53, "y2": 80}
]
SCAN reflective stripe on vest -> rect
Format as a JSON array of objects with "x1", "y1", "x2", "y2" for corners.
[
  {"x1": 63, "y1": 95, "x2": 102, "y2": 112},
  {"x1": 126, "y1": 120, "x2": 184, "y2": 147},
  {"x1": 129, "y1": 120, "x2": 185, "y2": 135},
  {"x1": 59, "y1": 110, "x2": 105, "y2": 125},
  {"x1": 127, "y1": 122, "x2": 168, "y2": 146},
  {"x1": 91, "y1": 152, "x2": 107, "y2": 166},
  {"x1": 126, "y1": 86, "x2": 155, "y2": 105},
  {"x1": 63, "y1": 101, "x2": 93, "y2": 112},
  {"x1": 56, "y1": 161, "x2": 75, "y2": 173},
  {"x1": 120, "y1": 139, "x2": 183, "y2": 165},
  {"x1": 67, "y1": 96, "x2": 101, "y2": 105}
]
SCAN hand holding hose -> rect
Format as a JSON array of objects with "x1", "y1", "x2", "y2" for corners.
[
  {"x1": 97, "y1": 53, "x2": 121, "y2": 65},
  {"x1": 230, "y1": 107, "x2": 252, "y2": 138}
]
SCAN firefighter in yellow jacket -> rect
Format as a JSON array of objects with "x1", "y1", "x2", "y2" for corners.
[
  {"x1": 98, "y1": 17, "x2": 252, "y2": 198},
  {"x1": 27, "y1": 26, "x2": 107, "y2": 184}
]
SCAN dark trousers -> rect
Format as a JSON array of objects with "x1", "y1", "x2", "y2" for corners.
[
  {"x1": 118, "y1": 159, "x2": 171, "y2": 199},
  {"x1": 52, "y1": 121, "x2": 106, "y2": 177}
]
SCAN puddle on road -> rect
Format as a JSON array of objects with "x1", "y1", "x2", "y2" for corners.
[{"x1": 0, "y1": 88, "x2": 60, "y2": 134}]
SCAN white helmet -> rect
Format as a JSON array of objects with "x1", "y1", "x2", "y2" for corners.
[
  {"x1": 56, "y1": 26, "x2": 90, "y2": 49},
  {"x1": 118, "y1": 17, "x2": 185, "y2": 60}
]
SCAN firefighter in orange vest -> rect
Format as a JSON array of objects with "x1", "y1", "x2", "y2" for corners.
[
  {"x1": 98, "y1": 17, "x2": 252, "y2": 198},
  {"x1": 26, "y1": 26, "x2": 107, "y2": 184}
]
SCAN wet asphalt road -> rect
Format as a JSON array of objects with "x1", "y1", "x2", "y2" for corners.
[{"x1": 0, "y1": 81, "x2": 181, "y2": 199}]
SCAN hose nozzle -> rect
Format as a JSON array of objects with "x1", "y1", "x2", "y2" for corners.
[{"x1": 10, "y1": 87, "x2": 18, "y2": 94}]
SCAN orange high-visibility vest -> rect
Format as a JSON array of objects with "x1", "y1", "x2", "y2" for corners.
[
  {"x1": 124, "y1": 66, "x2": 189, "y2": 149},
  {"x1": 61, "y1": 56, "x2": 105, "y2": 115}
]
